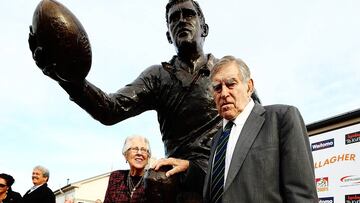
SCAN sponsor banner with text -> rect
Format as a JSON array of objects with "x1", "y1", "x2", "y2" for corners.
[{"x1": 309, "y1": 123, "x2": 360, "y2": 202}]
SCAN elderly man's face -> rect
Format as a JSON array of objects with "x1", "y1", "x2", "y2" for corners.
[
  {"x1": 211, "y1": 63, "x2": 253, "y2": 120},
  {"x1": 32, "y1": 169, "x2": 48, "y2": 186},
  {"x1": 166, "y1": 1, "x2": 203, "y2": 50}
]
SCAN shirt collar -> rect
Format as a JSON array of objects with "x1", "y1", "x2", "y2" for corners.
[
  {"x1": 223, "y1": 98, "x2": 255, "y2": 128},
  {"x1": 168, "y1": 53, "x2": 215, "y2": 73}
]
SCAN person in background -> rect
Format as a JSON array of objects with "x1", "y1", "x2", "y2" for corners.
[
  {"x1": 0, "y1": 173, "x2": 22, "y2": 203},
  {"x1": 104, "y1": 135, "x2": 151, "y2": 203},
  {"x1": 23, "y1": 165, "x2": 55, "y2": 203},
  {"x1": 203, "y1": 55, "x2": 318, "y2": 202}
]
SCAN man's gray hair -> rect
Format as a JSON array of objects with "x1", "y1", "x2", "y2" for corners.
[
  {"x1": 34, "y1": 165, "x2": 50, "y2": 180},
  {"x1": 210, "y1": 55, "x2": 251, "y2": 84}
]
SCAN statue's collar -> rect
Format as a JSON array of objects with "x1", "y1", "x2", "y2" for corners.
[
  {"x1": 163, "y1": 53, "x2": 216, "y2": 74},
  {"x1": 161, "y1": 54, "x2": 217, "y2": 88}
]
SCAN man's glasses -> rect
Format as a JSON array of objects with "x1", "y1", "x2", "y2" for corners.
[
  {"x1": 0, "y1": 183, "x2": 7, "y2": 187},
  {"x1": 128, "y1": 147, "x2": 149, "y2": 154}
]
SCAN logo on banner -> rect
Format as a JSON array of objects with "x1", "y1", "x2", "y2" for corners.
[
  {"x1": 346, "y1": 131, "x2": 360, "y2": 145},
  {"x1": 311, "y1": 138, "x2": 334, "y2": 151},
  {"x1": 316, "y1": 177, "x2": 329, "y2": 192},
  {"x1": 319, "y1": 197, "x2": 334, "y2": 203},
  {"x1": 314, "y1": 153, "x2": 356, "y2": 169},
  {"x1": 340, "y1": 175, "x2": 360, "y2": 187},
  {"x1": 345, "y1": 193, "x2": 360, "y2": 203}
]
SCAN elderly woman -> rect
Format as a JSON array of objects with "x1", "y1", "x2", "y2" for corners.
[
  {"x1": 0, "y1": 173, "x2": 22, "y2": 203},
  {"x1": 104, "y1": 135, "x2": 151, "y2": 203}
]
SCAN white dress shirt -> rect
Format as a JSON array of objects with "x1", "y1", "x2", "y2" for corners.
[
  {"x1": 223, "y1": 99, "x2": 255, "y2": 184},
  {"x1": 28, "y1": 183, "x2": 43, "y2": 193}
]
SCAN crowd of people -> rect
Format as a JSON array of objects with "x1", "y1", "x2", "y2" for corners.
[
  {"x1": 3, "y1": 55, "x2": 319, "y2": 203},
  {"x1": 5, "y1": 53, "x2": 317, "y2": 203},
  {"x1": 1, "y1": 166, "x2": 103, "y2": 203},
  {"x1": 24, "y1": 0, "x2": 319, "y2": 202},
  {"x1": 0, "y1": 166, "x2": 55, "y2": 203}
]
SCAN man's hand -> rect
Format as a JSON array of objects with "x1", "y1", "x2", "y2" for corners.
[{"x1": 153, "y1": 157, "x2": 190, "y2": 177}]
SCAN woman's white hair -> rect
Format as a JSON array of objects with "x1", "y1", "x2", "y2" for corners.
[{"x1": 122, "y1": 135, "x2": 151, "y2": 157}]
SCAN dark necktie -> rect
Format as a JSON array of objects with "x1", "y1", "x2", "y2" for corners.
[{"x1": 210, "y1": 121, "x2": 233, "y2": 203}]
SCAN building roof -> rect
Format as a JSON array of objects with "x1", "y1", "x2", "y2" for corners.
[
  {"x1": 306, "y1": 108, "x2": 360, "y2": 136},
  {"x1": 54, "y1": 172, "x2": 110, "y2": 195}
]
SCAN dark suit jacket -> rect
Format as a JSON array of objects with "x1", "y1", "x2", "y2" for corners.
[
  {"x1": 203, "y1": 104, "x2": 318, "y2": 203},
  {"x1": 3, "y1": 190, "x2": 23, "y2": 203},
  {"x1": 23, "y1": 183, "x2": 55, "y2": 203}
]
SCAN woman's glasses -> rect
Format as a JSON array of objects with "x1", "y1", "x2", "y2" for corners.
[
  {"x1": 128, "y1": 147, "x2": 149, "y2": 154},
  {"x1": 0, "y1": 183, "x2": 7, "y2": 188}
]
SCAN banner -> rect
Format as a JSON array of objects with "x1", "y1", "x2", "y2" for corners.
[{"x1": 309, "y1": 123, "x2": 360, "y2": 203}]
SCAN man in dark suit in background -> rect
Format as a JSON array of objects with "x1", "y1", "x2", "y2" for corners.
[
  {"x1": 203, "y1": 55, "x2": 318, "y2": 203},
  {"x1": 23, "y1": 165, "x2": 55, "y2": 203}
]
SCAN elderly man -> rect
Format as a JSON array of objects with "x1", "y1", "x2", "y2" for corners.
[
  {"x1": 23, "y1": 165, "x2": 55, "y2": 203},
  {"x1": 28, "y1": 1, "x2": 259, "y2": 202},
  {"x1": 203, "y1": 55, "x2": 318, "y2": 203}
]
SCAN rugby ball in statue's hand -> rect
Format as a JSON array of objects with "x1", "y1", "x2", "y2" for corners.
[{"x1": 32, "y1": 0, "x2": 91, "y2": 82}]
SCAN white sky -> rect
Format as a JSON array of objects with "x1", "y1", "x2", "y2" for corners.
[{"x1": 1, "y1": 0, "x2": 359, "y2": 196}]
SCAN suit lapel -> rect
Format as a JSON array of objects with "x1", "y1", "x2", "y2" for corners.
[
  {"x1": 224, "y1": 104, "x2": 265, "y2": 191},
  {"x1": 24, "y1": 189, "x2": 31, "y2": 196}
]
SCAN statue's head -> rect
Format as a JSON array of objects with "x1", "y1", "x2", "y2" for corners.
[
  {"x1": 165, "y1": 0, "x2": 209, "y2": 52},
  {"x1": 165, "y1": 0, "x2": 206, "y2": 27}
]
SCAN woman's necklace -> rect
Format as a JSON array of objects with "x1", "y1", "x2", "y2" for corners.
[{"x1": 127, "y1": 172, "x2": 144, "y2": 198}]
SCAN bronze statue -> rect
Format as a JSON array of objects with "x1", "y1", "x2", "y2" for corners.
[{"x1": 28, "y1": 0, "x2": 260, "y2": 202}]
